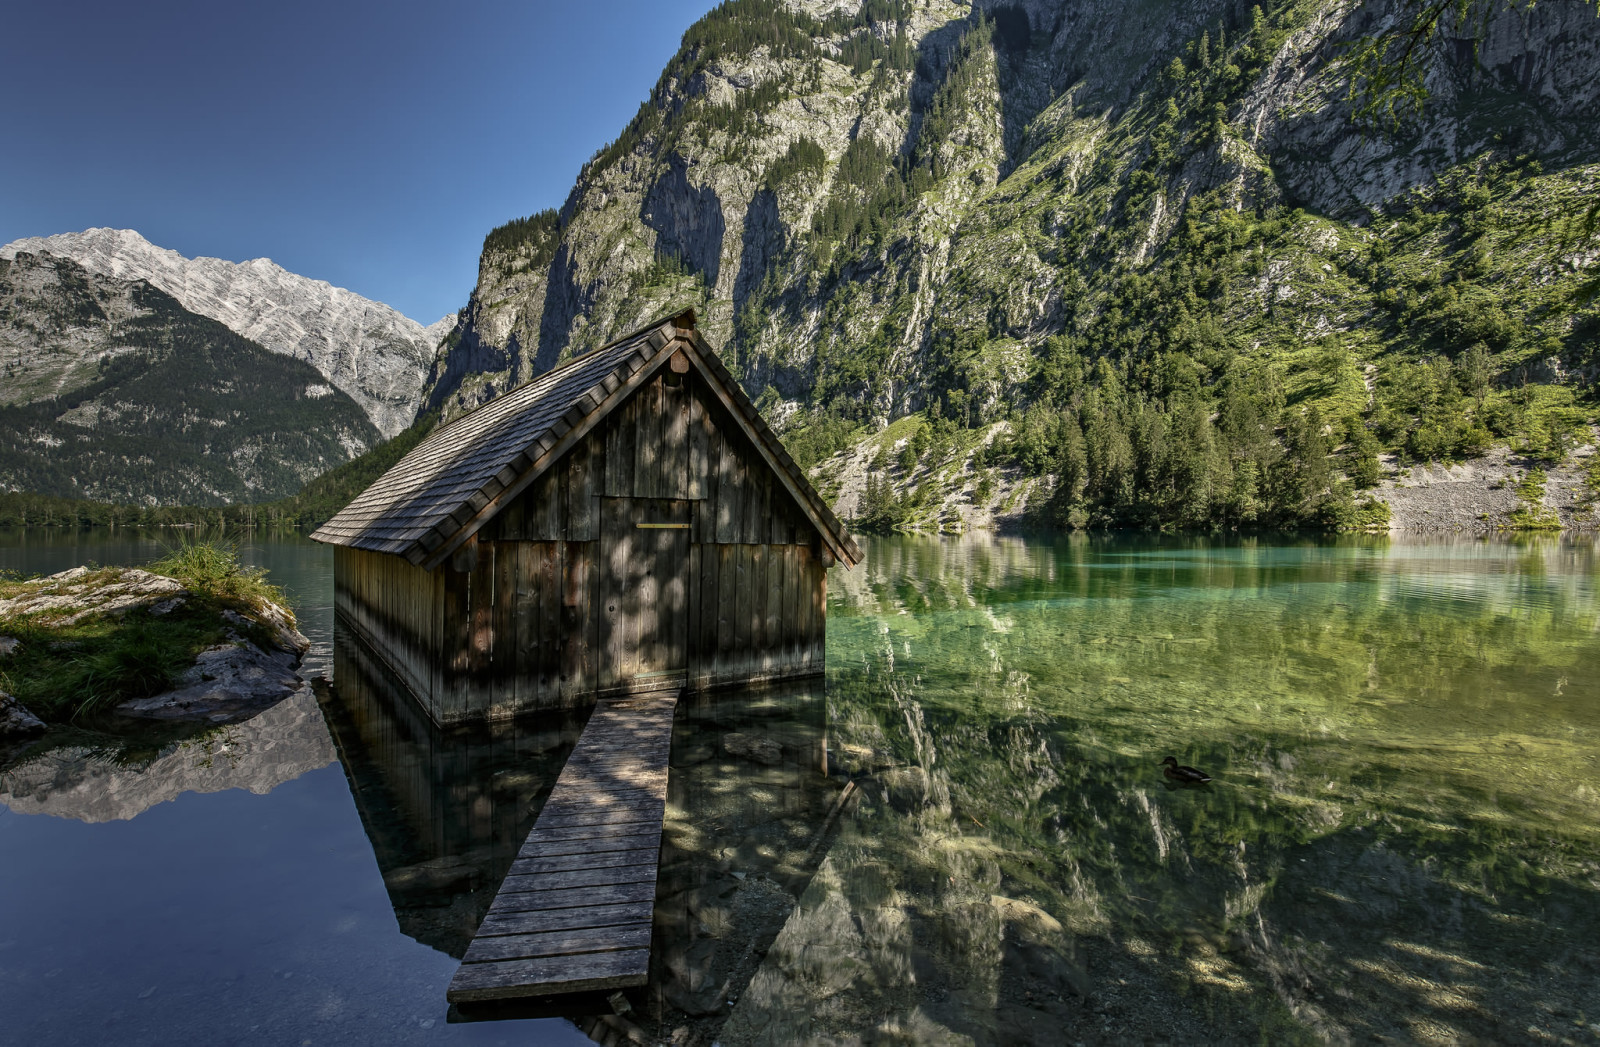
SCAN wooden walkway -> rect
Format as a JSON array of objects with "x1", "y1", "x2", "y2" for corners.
[{"x1": 446, "y1": 692, "x2": 679, "y2": 1003}]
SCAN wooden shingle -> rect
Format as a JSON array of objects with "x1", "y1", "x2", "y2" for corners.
[{"x1": 312, "y1": 313, "x2": 861, "y2": 568}]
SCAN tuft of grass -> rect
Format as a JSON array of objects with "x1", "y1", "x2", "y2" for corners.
[
  {"x1": 0, "y1": 613, "x2": 213, "y2": 722},
  {"x1": 149, "y1": 535, "x2": 287, "y2": 614}
]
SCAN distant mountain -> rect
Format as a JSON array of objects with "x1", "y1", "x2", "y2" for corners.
[
  {"x1": 0, "y1": 251, "x2": 380, "y2": 505},
  {"x1": 0, "y1": 228, "x2": 449, "y2": 438}
]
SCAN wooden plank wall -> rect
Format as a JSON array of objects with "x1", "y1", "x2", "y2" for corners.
[
  {"x1": 334, "y1": 546, "x2": 445, "y2": 717},
  {"x1": 341, "y1": 367, "x2": 835, "y2": 724}
]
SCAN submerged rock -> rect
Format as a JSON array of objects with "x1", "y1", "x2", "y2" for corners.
[
  {"x1": 0, "y1": 691, "x2": 46, "y2": 739},
  {"x1": 723, "y1": 732, "x2": 783, "y2": 765}
]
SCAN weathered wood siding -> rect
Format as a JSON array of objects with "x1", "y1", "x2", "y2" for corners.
[
  {"x1": 337, "y1": 366, "x2": 832, "y2": 725},
  {"x1": 334, "y1": 545, "x2": 444, "y2": 710}
]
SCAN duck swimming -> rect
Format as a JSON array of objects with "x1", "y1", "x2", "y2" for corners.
[{"x1": 1161, "y1": 756, "x2": 1212, "y2": 784}]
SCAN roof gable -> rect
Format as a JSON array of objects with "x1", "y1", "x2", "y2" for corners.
[{"x1": 311, "y1": 314, "x2": 861, "y2": 568}]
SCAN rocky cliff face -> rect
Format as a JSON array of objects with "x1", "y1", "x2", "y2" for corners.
[
  {"x1": 1, "y1": 228, "x2": 448, "y2": 438},
  {"x1": 0, "y1": 252, "x2": 381, "y2": 504},
  {"x1": 428, "y1": 0, "x2": 1600, "y2": 531}
]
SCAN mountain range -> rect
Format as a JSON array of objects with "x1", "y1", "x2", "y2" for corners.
[
  {"x1": 0, "y1": 229, "x2": 450, "y2": 505},
  {"x1": 0, "y1": 252, "x2": 380, "y2": 504},
  {"x1": 3, "y1": 0, "x2": 1597, "y2": 528},
  {"x1": 1, "y1": 228, "x2": 450, "y2": 439}
]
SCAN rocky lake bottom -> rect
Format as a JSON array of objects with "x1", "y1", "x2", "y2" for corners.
[{"x1": 1, "y1": 530, "x2": 1597, "y2": 1045}]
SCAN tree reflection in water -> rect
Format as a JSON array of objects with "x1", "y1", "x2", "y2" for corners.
[{"x1": 326, "y1": 534, "x2": 1600, "y2": 1045}]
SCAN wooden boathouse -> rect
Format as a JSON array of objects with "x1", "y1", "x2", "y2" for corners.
[{"x1": 312, "y1": 310, "x2": 861, "y2": 726}]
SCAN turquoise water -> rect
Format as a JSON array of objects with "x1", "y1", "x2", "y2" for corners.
[{"x1": 2, "y1": 531, "x2": 1597, "y2": 1044}]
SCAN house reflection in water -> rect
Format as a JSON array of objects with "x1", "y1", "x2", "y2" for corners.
[
  {"x1": 321, "y1": 622, "x2": 844, "y2": 1042},
  {"x1": 319, "y1": 626, "x2": 586, "y2": 957}
]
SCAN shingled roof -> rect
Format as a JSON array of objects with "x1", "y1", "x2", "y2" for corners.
[{"x1": 311, "y1": 312, "x2": 861, "y2": 569}]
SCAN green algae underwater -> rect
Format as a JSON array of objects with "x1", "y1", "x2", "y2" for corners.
[{"x1": 728, "y1": 534, "x2": 1600, "y2": 1045}]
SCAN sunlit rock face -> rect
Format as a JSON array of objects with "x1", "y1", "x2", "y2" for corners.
[
  {"x1": 0, "y1": 685, "x2": 336, "y2": 823},
  {"x1": 428, "y1": 0, "x2": 1600, "y2": 430},
  {"x1": 0, "y1": 228, "x2": 449, "y2": 438}
]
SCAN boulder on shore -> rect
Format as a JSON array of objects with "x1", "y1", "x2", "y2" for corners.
[{"x1": 0, "y1": 691, "x2": 46, "y2": 740}]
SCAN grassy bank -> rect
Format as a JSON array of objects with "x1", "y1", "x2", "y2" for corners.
[{"x1": 0, "y1": 540, "x2": 290, "y2": 722}]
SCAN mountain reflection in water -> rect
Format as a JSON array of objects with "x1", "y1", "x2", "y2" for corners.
[
  {"x1": 324, "y1": 534, "x2": 1599, "y2": 1045},
  {"x1": 8, "y1": 531, "x2": 1590, "y2": 1045}
]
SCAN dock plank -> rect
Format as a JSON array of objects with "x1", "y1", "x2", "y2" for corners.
[
  {"x1": 463, "y1": 924, "x2": 654, "y2": 964},
  {"x1": 487, "y1": 879, "x2": 657, "y2": 915},
  {"x1": 448, "y1": 691, "x2": 677, "y2": 1004},
  {"x1": 497, "y1": 863, "x2": 658, "y2": 894},
  {"x1": 448, "y1": 950, "x2": 652, "y2": 1002},
  {"x1": 474, "y1": 901, "x2": 654, "y2": 938},
  {"x1": 509, "y1": 848, "x2": 660, "y2": 876}
]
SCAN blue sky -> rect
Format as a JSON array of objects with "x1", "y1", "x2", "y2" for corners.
[{"x1": 0, "y1": 0, "x2": 718, "y2": 323}]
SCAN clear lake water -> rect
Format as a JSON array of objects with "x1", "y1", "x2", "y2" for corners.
[{"x1": 0, "y1": 529, "x2": 1596, "y2": 1045}]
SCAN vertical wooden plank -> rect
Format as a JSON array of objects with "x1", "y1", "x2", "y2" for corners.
[
  {"x1": 600, "y1": 498, "x2": 636, "y2": 690},
  {"x1": 497, "y1": 488, "x2": 525, "y2": 541},
  {"x1": 443, "y1": 564, "x2": 470, "y2": 724},
  {"x1": 667, "y1": 522, "x2": 689, "y2": 672},
  {"x1": 633, "y1": 379, "x2": 658, "y2": 500},
  {"x1": 765, "y1": 543, "x2": 783, "y2": 658},
  {"x1": 606, "y1": 394, "x2": 636, "y2": 498},
  {"x1": 695, "y1": 545, "x2": 715, "y2": 682},
  {"x1": 547, "y1": 469, "x2": 567, "y2": 541},
  {"x1": 787, "y1": 545, "x2": 804, "y2": 673},
  {"x1": 743, "y1": 455, "x2": 767, "y2": 545},
  {"x1": 773, "y1": 487, "x2": 794, "y2": 546},
  {"x1": 539, "y1": 542, "x2": 562, "y2": 705},
  {"x1": 560, "y1": 542, "x2": 587, "y2": 700},
  {"x1": 469, "y1": 543, "x2": 496, "y2": 717},
  {"x1": 514, "y1": 542, "x2": 538, "y2": 711},
  {"x1": 492, "y1": 543, "x2": 517, "y2": 703},
  {"x1": 714, "y1": 428, "x2": 738, "y2": 544},
  {"x1": 568, "y1": 433, "x2": 595, "y2": 542},
  {"x1": 587, "y1": 428, "x2": 607, "y2": 503},
  {"x1": 750, "y1": 544, "x2": 768, "y2": 672},
  {"x1": 665, "y1": 379, "x2": 689, "y2": 499},
  {"x1": 716, "y1": 543, "x2": 736, "y2": 658},
  {"x1": 794, "y1": 547, "x2": 812, "y2": 674},
  {"x1": 733, "y1": 544, "x2": 753, "y2": 679},
  {"x1": 586, "y1": 537, "x2": 601, "y2": 702},
  {"x1": 688, "y1": 383, "x2": 709, "y2": 501},
  {"x1": 686, "y1": 543, "x2": 703, "y2": 682}
]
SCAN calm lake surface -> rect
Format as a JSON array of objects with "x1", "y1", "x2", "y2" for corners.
[{"x1": 2, "y1": 530, "x2": 1597, "y2": 1045}]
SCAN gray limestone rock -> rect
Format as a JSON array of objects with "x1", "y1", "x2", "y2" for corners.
[
  {"x1": 0, "y1": 567, "x2": 187, "y2": 627},
  {"x1": 0, "y1": 691, "x2": 46, "y2": 739},
  {"x1": 115, "y1": 641, "x2": 305, "y2": 724}
]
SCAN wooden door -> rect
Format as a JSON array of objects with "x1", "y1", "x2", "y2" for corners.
[{"x1": 599, "y1": 498, "x2": 691, "y2": 692}]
